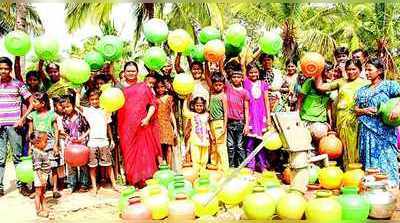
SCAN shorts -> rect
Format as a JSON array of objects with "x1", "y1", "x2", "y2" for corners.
[
  {"x1": 46, "y1": 137, "x2": 63, "y2": 168},
  {"x1": 88, "y1": 146, "x2": 112, "y2": 168},
  {"x1": 34, "y1": 172, "x2": 49, "y2": 187}
]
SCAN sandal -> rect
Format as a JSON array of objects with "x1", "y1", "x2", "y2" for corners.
[{"x1": 79, "y1": 186, "x2": 89, "y2": 193}]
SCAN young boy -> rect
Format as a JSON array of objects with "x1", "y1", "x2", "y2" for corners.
[
  {"x1": 76, "y1": 89, "x2": 118, "y2": 193},
  {"x1": 208, "y1": 73, "x2": 229, "y2": 172},
  {"x1": 224, "y1": 70, "x2": 250, "y2": 168},
  {"x1": 31, "y1": 131, "x2": 51, "y2": 217}
]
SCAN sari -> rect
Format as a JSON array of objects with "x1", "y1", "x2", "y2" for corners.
[
  {"x1": 331, "y1": 78, "x2": 369, "y2": 167},
  {"x1": 118, "y1": 82, "x2": 162, "y2": 185},
  {"x1": 356, "y1": 80, "x2": 400, "y2": 184}
]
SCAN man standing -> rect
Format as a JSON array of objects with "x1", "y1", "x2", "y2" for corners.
[{"x1": 0, "y1": 57, "x2": 32, "y2": 196}]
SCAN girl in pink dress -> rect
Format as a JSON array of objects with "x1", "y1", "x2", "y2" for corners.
[{"x1": 243, "y1": 63, "x2": 271, "y2": 171}]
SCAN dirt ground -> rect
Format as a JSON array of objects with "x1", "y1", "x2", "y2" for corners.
[
  {"x1": 2, "y1": 162, "x2": 400, "y2": 222},
  {"x1": 0, "y1": 163, "x2": 121, "y2": 222}
]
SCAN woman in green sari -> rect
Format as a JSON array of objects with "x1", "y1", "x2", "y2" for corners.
[{"x1": 315, "y1": 59, "x2": 369, "y2": 167}]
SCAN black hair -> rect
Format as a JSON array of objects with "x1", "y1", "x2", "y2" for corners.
[
  {"x1": 32, "y1": 92, "x2": 51, "y2": 110},
  {"x1": 259, "y1": 53, "x2": 274, "y2": 64},
  {"x1": 324, "y1": 61, "x2": 334, "y2": 71},
  {"x1": 352, "y1": 48, "x2": 368, "y2": 58},
  {"x1": 211, "y1": 72, "x2": 225, "y2": 84},
  {"x1": 25, "y1": 70, "x2": 41, "y2": 81},
  {"x1": 145, "y1": 73, "x2": 157, "y2": 80},
  {"x1": 285, "y1": 59, "x2": 297, "y2": 67},
  {"x1": 345, "y1": 59, "x2": 363, "y2": 72},
  {"x1": 86, "y1": 88, "x2": 101, "y2": 98},
  {"x1": 231, "y1": 70, "x2": 243, "y2": 77},
  {"x1": 60, "y1": 89, "x2": 76, "y2": 107},
  {"x1": 189, "y1": 61, "x2": 204, "y2": 71},
  {"x1": 45, "y1": 63, "x2": 59, "y2": 73},
  {"x1": 225, "y1": 60, "x2": 241, "y2": 71},
  {"x1": 334, "y1": 47, "x2": 349, "y2": 57},
  {"x1": 94, "y1": 73, "x2": 111, "y2": 84},
  {"x1": 246, "y1": 62, "x2": 259, "y2": 75},
  {"x1": 190, "y1": 97, "x2": 207, "y2": 113},
  {"x1": 123, "y1": 61, "x2": 139, "y2": 72},
  {"x1": 30, "y1": 130, "x2": 47, "y2": 142},
  {"x1": 366, "y1": 57, "x2": 386, "y2": 79},
  {"x1": 0, "y1": 57, "x2": 13, "y2": 69}
]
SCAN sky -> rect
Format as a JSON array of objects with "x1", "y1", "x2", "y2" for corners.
[{"x1": 0, "y1": 2, "x2": 135, "y2": 59}]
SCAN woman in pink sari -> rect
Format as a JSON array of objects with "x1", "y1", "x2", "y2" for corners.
[{"x1": 118, "y1": 61, "x2": 162, "y2": 187}]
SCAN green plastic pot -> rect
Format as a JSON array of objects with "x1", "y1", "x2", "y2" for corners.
[
  {"x1": 198, "y1": 26, "x2": 221, "y2": 44},
  {"x1": 34, "y1": 36, "x2": 59, "y2": 61},
  {"x1": 84, "y1": 51, "x2": 105, "y2": 71},
  {"x1": 153, "y1": 163, "x2": 175, "y2": 188},
  {"x1": 15, "y1": 156, "x2": 34, "y2": 183},
  {"x1": 118, "y1": 186, "x2": 136, "y2": 214},
  {"x1": 190, "y1": 44, "x2": 205, "y2": 62},
  {"x1": 4, "y1": 31, "x2": 31, "y2": 56},
  {"x1": 143, "y1": 47, "x2": 167, "y2": 71},
  {"x1": 143, "y1": 18, "x2": 169, "y2": 44},
  {"x1": 96, "y1": 35, "x2": 123, "y2": 61},
  {"x1": 259, "y1": 31, "x2": 283, "y2": 55},
  {"x1": 378, "y1": 97, "x2": 400, "y2": 127},
  {"x1": 225, "y1": 42, "x2": 242, "y2": 57},
  {"x1": 225, "y1": 23, "x2": 247, "y2": 48},
  {"x1": 60, "y1": 58, "x2": 91, "y2": 85},
  {"x1": 338, "y1": 186, "x2": 370, "y2": 221}
]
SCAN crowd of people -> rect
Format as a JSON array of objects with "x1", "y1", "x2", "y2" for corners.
[{"x1": 1, "y1": 45, "x2": 400, "y2": 217}]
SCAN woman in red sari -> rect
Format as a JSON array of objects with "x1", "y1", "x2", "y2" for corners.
[{"x1": 118, "y1": 61, "x2": 162, "y2": 186}]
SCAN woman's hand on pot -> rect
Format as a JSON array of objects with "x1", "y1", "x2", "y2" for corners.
[
  {"x1": 389, "y1": 108, "x2": 400, "y2": 121},
  {"x1": 140, "y1": 117, "x2": 150, "y2": 126}
]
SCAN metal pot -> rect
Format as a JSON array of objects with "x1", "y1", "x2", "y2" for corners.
[{"x1": 362, "y1": 181, "x2": 396, "y2": 219}]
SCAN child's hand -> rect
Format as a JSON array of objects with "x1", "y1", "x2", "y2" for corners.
[
  {"x1": 243, "y1": 125, "x2": 250, "y2": 136},
  {"x1": 140, "y1": 117, "x2": 150, "y2": 126},
  {"x1": 109, "y1": 140, "x2": 115, "y2": 150}
]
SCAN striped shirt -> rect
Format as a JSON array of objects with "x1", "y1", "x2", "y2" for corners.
[{"x1": 0, "y1": 80, "x2": 31, "y2": 126}]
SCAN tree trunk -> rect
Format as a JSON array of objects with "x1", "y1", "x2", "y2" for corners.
[
  {"x1": 144, "y1": 3, "x2": 154, "y2": 19},
  {"x1": 15, "y1": 1, "x2": 28, "y2": 78}
]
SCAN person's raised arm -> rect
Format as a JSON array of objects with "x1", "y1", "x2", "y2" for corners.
[
  {"x1": 74, "y1": 88, "x2": 83, "y2": 112},
  {"x1": 37, "y1": 59, "x2": 47, "y2": 82},
  {"x1": 14, "y1": 56, "x2": 23, "y2": 82},
  {"x1": 204, "y1": 60, "x2": 212, "y2": 89},
  {"x1": 315, "y1": 73, "x2": 336, "y2": 92},
  {"x1": 108, "y1": 62, "x2": 119, "y2": 85},
  {"x1": 175, "y1": 52, "x2": 184, "y2": 74}
]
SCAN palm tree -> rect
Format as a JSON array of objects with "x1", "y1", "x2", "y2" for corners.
[{"x1": 0, "y1": 2, "x2": 43, "y2": 36}]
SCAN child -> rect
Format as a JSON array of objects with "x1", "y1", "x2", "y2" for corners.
[
  {"x1": 59, "y1": 92, "x2": 90, "y2": 193},
  {"x1": 204, "y1": 62, "x2": 229, "y2": 172},
  {"x1": 225, "y1": 70, "x2": 250, "y2": 168},
  {"x1": 184, "y1": 97, "x2": 213, "y2": 172},
  {"x1": 155, "y1": 81, "x2": 178, "y2": 168},
  {"x1": 243, "y1": 63, "x2": 271, "y2": 171},
  {"x1": 31, "y1": 131, "x2": 51, "y2": 217},
  {"x1": 76, "y1": 89, "x2": 118, "y2": 193},
  {"x1": 26, "y1": 92, "x2": 61, "y2": 198}
]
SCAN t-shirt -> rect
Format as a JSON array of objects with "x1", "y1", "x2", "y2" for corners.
[
  {"x1": 0, "y1": 79, "x2": 31, "y2": 126},
  {"x1": 27, "y1": 111, "x2": 56, "y2": 135},
  {"x1": 225, "y1": 83, "x2": 249, "y2": 121},
  {"x1": 183, "y1": 109, "x2": 210, "y2": 147},
  {"x1": 82, "y1": 106, "x2": 111, "y2": 147},
  {"x1": 209, "y1": 93, "x2": 224, "y2": 121},
  {"x1": 300, "y1": 78, "x2": 330, "y2": 123},
  {"x1": 192, "y1": 79, "x2": 210, "y2": 105}
]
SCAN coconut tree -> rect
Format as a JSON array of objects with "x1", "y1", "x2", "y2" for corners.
[{"x1": 0, "y1": 2, "x2": 43, "y2": 36}]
